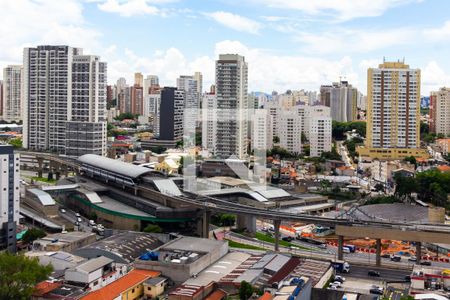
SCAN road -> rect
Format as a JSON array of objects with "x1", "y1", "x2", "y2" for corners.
[
  {"x1": 347, "y1": 265, "x2": 410, "y2": 282},
  {"x1": 58, "y1": 208, "x2": 92, "y2": 233}
]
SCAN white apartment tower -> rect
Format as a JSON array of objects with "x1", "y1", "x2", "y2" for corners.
[
  {"x1": 23, "y1": 45, "x2": 107, "y2": 156},
  {"x1": 320, "y1": 80, "x2": 358, "y2": 122},
  {"x1": 277, "y1": 111, "x2": 302, "y2": 154},
  {"x1": 202, "y1": 93, "x2": 217, "y2": 151},
  {"x1": 251, "y1": 109, "x2": 273, "y2": 151},
  {"x1": 177, "y1": 75, "x2": 199, "y2": 131},
  {"x1": 0, "y1": 145, "x2": 19, "y2": 253},
  {"x1": 214, "y1": 54, "x2": 248, "y2": 159},
  {"x1": 2, "y1": 65, "x2": 23, "y2": 122},
  {"x1": 309, "y1": 116, "x2": 332, "y2": 157}
]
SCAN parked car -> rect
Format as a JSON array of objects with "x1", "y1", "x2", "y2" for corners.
[
  {"x1": 420, "y1": 261, "x2": 432, "y2": 266},
  {"x1": 89, "y1": 220, "x2": 96, "y2": 226},
  {"x1": 318, "y1": 243, "x2": 327, "y2": 249},
  {"x1": 329, "y1": 285, "x2": 337, "y2": 290},
  {"x1": 390, "y1": 255, "x2": 401, "y2": 262},
  {"x1": 369, "y1": 288, "x2": 383, "y2": 295},
  {"x1": 77, "y1": 217, "x2": 82, "y2": 223},
  {"x1": 60, "y1": 208, "x2": 66, "y2": 213},
  {"x1": 282, "y1": 236, "x2": 293, "y2": 242},
  {"x1": 75, "y1": 213, "x2": 81, "y2": 217},
  {"x1": 74, "y1": 221, "x2": 80, "y2": 226},
  {"x1": 334, "y1": 275, "x2": 345, "y2": 283},
  {"x1": 408, "y1": 256, "x2": 417, "y2": 262},
  {"x1": 368, "y1": 270, "x2": 380, "y2": 277},
  {"x1": 381, "y1": 254, "x2": 390, "y2": 258}
]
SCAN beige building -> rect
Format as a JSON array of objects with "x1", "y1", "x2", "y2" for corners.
[
  {"x1": 360, "y1": 61, "x2": 428, "y2": 160},
  {"x1": 430, "y1": 87, "x2": 450, "y2": 136}
]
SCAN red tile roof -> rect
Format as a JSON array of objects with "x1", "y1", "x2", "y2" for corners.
[
  {"x1": 204, "y1": 289, "x2": 226, "y2": 300},
  {"x1": 81, "y1": 269, "x2": 160, "y2": 300},
  {"x1": 259, "y1": 292, "x2": 274, "y2": 300},
  {"x1": 438, "y1": 165, "x2": 450, "y2": 172},
  {"x1": 33, "y1": 281, "x2": 62, "y2": 297}
]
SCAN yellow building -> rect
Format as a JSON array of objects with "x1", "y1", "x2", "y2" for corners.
[
  {"x1": 363, "y1": 60, "x2": 428, "y2": 160},
  {"x1": 143, "y1": 277, "x2": 167, "y2": 299}
]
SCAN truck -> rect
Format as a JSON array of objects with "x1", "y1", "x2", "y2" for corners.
[
  {"x1": 344, "y1": 244, "x2": 356, "y2": 253},
  {"x1": 331, "y1": 260, "x2": 350, "y2": 273}
]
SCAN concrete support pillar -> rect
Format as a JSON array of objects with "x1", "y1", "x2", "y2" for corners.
[
  {"x1": 274, "y1": 219, "x2": 281, "y2": 252},
  {"x1": 416, "y1": 242, "x2": 422, "y2": 265},
  {"x1": 337, "y1": 235, "x2": 344, "y2": 260},
  {"x1": 37, "y1": 158, "x2": 43, "y2": 178},
  {"x1": 376, "y1": 238, "x2": 382, "y2": 267},
  {"x1": 202, "y1": 210, "x2": 211, "y2": 238},
  {"x1": 236, "y1": 215, "x2": 256, "y2": 236}
]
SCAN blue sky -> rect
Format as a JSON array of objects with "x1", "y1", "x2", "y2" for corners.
[{"x1": 1, "y1": 0, "x2": 450, "y2": 94}]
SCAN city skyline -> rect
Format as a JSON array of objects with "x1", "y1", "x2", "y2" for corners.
[{"x1": 2, "y1": 0, "x2": 450, "y2": 94}]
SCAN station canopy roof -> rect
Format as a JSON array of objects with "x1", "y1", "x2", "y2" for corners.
[{"x1": 78, "y1": 154, "x2": 151, "y2": 179}]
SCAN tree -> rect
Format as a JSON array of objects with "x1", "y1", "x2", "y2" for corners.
[
  {"x1": 0, "y1": 252, "x2": 53, "y2": 299},
  {"x1": 403, "y1": 156, "x2": 417, "y2": 168},
  {"x1": 151, "y1": 146, "x2": 166, "y2": 154},
  {"x1": 8, "y1": 138, "x2": 22, "y2": 149},
  {"x1": 22, "y1": 228, "x2": 46, "y2": 244},
  {"x1": 320, "y1": 180, "x2": 332, "y2": 192},
  {"x1": 143, "y1": 224, "x2": 163, "y2": 233},
  {"x1": 394, "y1": 175, "x2": 416, "y2": 202},
  {"x1": 114, "y1": 112, "x2": 138, "y2": 121},
  {"x1": 239, "y1": 281, "x2": 254, "y2": 300},
  {"x1": 273, "y1": 136, "x2": 280, "y2": 143}
]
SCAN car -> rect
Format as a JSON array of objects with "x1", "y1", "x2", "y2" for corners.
[
  {"x1": 369, "y1": 288, "x2": 384, "y2": 295},
  {"x1": 75, "y1": 213, "x2": 81, "y2": 217},
  {"x1": 77, "y1": 217, "x2": 82, "y2": 223},
  {"x1": 331, "y1": 281, "x2": 342, "y2": 287},
  {"x1": 408, "y1": 256, "x2": 417, "y2": 262},
  {"x1": 282, "y1": 236, "x2": 293, "y2": 242},
  {"x1": 368, "y1": 270, "x2": 380, "y2": 277},
  {"x1": 74, "y1": 221, "x2": 80, "y2": 226},
  {"x1": 390, "y1": 255, "x2": 401, "y2": 262},
  {"x1": 381, "y1": 253, "x2": 390, "y2": 258},
  {"x1": 334, "y1": 275, "x2": 345, "y2": 283},
  {"x1": 60, "y1": 208, "x2": 66, "y2": 213},
  {"x1": 89, "y1": 220, "x2": 95, "y2": 226},
  {"x1": 404, "y1": 275, "x2": 411, "y2": 282},
  {"x1": 328, "y1": 285, "x2": 337, "y2": 290},
  {"x1": 420, "y1": 261, "x2": 432, "y2": 266},
  {"x1": 318, "y1": 243, "x2": 327, "y2": 249}
]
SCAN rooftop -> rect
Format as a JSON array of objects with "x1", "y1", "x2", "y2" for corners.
[
  {"x1": 81, "y1": 269, "x2": 160, "y2": 300},
  {"x1": 79, "y1": 154, "x2": 151, "y2": 179},
  {"x1": 74, "y1": 231, "x2": 164, "y2": 264},
  {"x1": 74, "y1": 256, "x2": 113, "y2": 273},
  {"x1": 162, "y1": 236, "x2": 225, "y2": 253},
  {"x1": 27, "y1": 188, "x2": 56, "y2": 206}
]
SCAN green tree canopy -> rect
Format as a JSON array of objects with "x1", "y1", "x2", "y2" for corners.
[
  {"x1": 239, "y1": 281, "x2": 254, "y2": 300},
  {"x1": 0, "y1": 252, "x2": 53, "y2": 299},
  {"x1": 143, "y1": 224, "x2": 163, "y2": 233},
  {"x1": 8, "y1": 138, "x2": 22, "y2": 149},
  {"x1": 22, "y1": 228, "x2": 46, "y2": 244}
]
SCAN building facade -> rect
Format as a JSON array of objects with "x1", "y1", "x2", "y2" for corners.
[
  {"x1": 177, "y1": 75, "x2": 199, "y2": 131},
  {"x1": 277, "y1": 111, "x2": 302, "y2": 154},
  {"x1": 361, "y1": 61, "x2": 428, "y2": 159},
  {"x1": 159, "y1": 87, "x2": 185, "y2": 144},
  {"x1": 251, "y1": 109, "x2": 273, "y2": 152},
  {"x1": 23, "y1": 45, "x2": 107, "y2": 156},
  {"x1": 0, "y1": 145, "x2": 19, "y2": 253},
  {"x1": 201, "y1": 93, "x2": 217, "y2": 151},
  {"x1": 309, "y1": 116, "x2": 332, "y2": 157},
  {"x1": 214, "y1": 54, "x2": 248, "y2": 159},
  {"x1": 2, "y1": 65, "x2": 23, "y2": 122},
  {"x1": 430, "y1": 87, "x2": 450, "y2": 136},
  {"x1": 320, "y1": 80, "x2": 358, "y2": 122}
]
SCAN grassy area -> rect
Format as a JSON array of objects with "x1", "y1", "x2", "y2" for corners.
[
  {"x1": 31, "y1": 177, "x2": 57, "y2": 184},
  {"x1": 255, "y1": 232, "x2": 312, "y2": 251},
  {"x1": 226, "y1": 240, "x2": 265, "y2": 251}
]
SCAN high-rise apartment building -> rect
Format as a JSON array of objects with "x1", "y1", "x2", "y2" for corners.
[
  {"x1": 177, "y1": 75, "x2": 199, "y2": 131},
  {"x1": 201, "y1": 93, "x2": 217, "y2": 151},
  {"x1": 251, "y1": 109, "x2": 273, "y2": 152},
  {"x1": 320, "y1": 80, "x2": 358, "y2": 122},
  {"x1": 2, "y1": 65, "x2": 23, "y2": 122},
  {"x1": 309, "y1": 116, "x2": 332, "y2": 157},
  {"x1": 0, "y1": 80, "x2": 3, "y2": 119},
  {"x1": 430, "y1": 88, "x2": 450, "y2": 136},
  {"x1": 23, "y1": 45, "x2": 107, "y2": 156},
  {"x1": 0, "y1": 145, "x2": 19, "y2": 253},
  {"x1": 134, "y1": 72, "x2": 143, "y2": 87},
  {"x1": 131, "y1": 85, "x2": 144, "y2": 115},
  {"x1": 277, "y1": 111, "x2": 302, "y2": 154},
  {"x1": 360, "y1": 61, "x2": 428, "y2": 159},
  {"x1": 194, "y1": 72, "x2": 203, "y2": 96},
  {"x1": 159, "y1": 87, "x2": 185, "y2": 145},
  {"x1": 214, "y1": 54, "x2": 248, "y2": 159}
]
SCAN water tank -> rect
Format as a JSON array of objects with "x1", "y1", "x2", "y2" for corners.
[{"x1": 428, "y1": 207, "x2": 445, "y2": 223}]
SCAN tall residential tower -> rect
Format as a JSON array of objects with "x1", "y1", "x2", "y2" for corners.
[{"x1": 2, "y1": 65, "x2": 23, "y2": 122}]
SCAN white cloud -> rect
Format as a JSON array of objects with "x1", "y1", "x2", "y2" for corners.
[
  {"x1": 204, "y1": 11, "x2": 262, "y2": 35},
  {"x1": 256, "y1": 0, "x2": 417, "y2": 22},
  {"x1": 97, "y1": 0, "x2": 162, "y2": 17},
  {"x1": 0, "y1": 0, "x2": 101, "y2": 66},
  {"x1": 421, "y1": 61, "x2": 450, "y2": 94}
]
